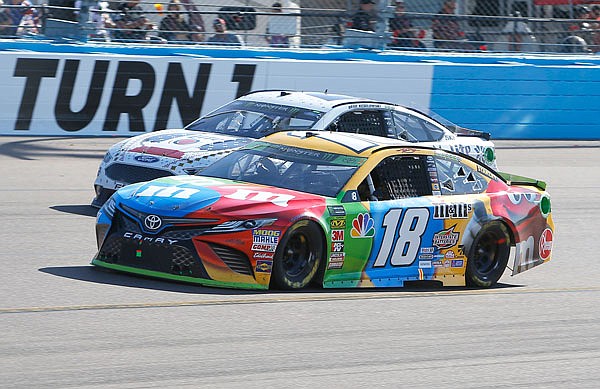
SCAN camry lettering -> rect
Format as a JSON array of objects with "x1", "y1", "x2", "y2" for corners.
[
  {"x1": 123, "y1": 232, "x2": 178, "y2": 245},
  {"x1": 225, "y1": 189, "x2": 294, "y2": 207}
]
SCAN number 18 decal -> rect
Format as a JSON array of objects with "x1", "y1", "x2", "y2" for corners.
[{"x1": 373, "y1": 208, "x2": 430, "y2": 267}]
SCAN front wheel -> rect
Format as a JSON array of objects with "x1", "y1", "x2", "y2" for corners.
[
  {"x1": 466, "y1": 221, "x2": 511, "y2": 288},
  {"x1": 271, "y1": 220, "x2": 324, "y2": 290}
]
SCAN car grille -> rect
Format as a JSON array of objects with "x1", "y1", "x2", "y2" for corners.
[
  {"x1": 98, "y1": 211, "x2": 253, "y2": 278},
  {"x1": 105, "y1": 163, "x2": 175, "y2": 185}
]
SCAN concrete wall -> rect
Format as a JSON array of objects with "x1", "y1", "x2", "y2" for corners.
[{"x1": 0, "y1": 40, "x2": 598, "y2": 139}]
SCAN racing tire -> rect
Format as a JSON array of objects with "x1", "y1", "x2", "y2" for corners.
[
  {"x1": 465, "y1": 221, "x2": 511, "y2": 288},
  {"x1": 271, "y1": 220, "x2": 324, "y2": 290}
]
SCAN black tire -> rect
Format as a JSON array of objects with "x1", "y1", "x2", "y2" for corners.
[
  {"x1": 271, "y1": 220, "x2": 324, "y2": 290},
  {"x1": 465, "y1": 221, "x2": 511, "y2": 288}
]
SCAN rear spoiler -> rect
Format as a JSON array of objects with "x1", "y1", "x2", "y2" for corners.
[
  {"x1": 499, "y1": 172, "x2": 547, "y2": 191},
  {"x1": 454, "y1": 127, "x2": 491, "y2": 140}
]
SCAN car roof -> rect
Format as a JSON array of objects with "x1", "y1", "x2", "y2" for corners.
[
  {"x1": 239, "y1": 90, "x2": 375, "y2": 112},
  {"x1": 262, "y1": 130, "x2": 424, "y2": 157}
]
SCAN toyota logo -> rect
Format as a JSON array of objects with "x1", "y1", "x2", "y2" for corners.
[{"x1": 144, "y1": 215, "x2": 162, "y2": 230}]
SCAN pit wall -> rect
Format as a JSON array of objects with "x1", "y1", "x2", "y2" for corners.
[{"x1": 0, "y1": 40, "x2": 598, "y2": 139}]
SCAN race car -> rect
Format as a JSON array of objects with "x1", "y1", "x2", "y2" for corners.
[
  {"x1": 92, "y1": 90, "x2": 497, "y2": 207},
  {"x1": 92, "y1": 131, "x2": 553, "y2": 290}
]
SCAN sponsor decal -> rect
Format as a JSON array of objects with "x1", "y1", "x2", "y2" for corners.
[
  {"x1": 174, "y1": 138, "x2": 199, "y2": 145},
  {"x1": 539, "y1": 228, "x2": 553, "y2": 260},
  {"x1": 331, "y1": 241, "x2": 344, "y2": 252},
  {"x1": 328, "y1": 261, "x2": 344, "y2": 270},
  {"x1": 252, "y1": 229, "x2": 281, "y2": 245},
  {"x1": 421, "y1": 247, "x2": 434, "y2": 253},
  {"x1": 432, "y1": 260, "x2": 444, "y2": 267},
  {"x1": 255, "y1": 260, "x2": 273, "y2": 273},
  {"x1": 351, "y1": 213, "x2": 375, "y2": 238},
  {"x1": 329, "y1": 252, "x2": 345, "y2": 262},
  {"x1": 253, "y1": 251, "x2": 274, "y2": 260},
  {"x1": 251, "y1": 243, "x2": 277, "y2": 252},
  {"x1": 451, "y1": 260, "x2": 464, "y2": 268},
  {"x1": 134, "y1": 155, "x2": 160, "y2": 163},
  {"x1": 330, "y1": 218, "x2": 346, "y2": 229},
  {"x1": 476, "y1": 165, "x2": 496, "y2": 180},
  {"x1": 444, "y1": 251, "x2": 455, "y2": 259},
  {"x1": 327, "y1": 205, "x2": 346, "y2": 217},
  {"x1": 331, "y1": 229, "x2": 344, "y2": 242},
  {"x1": 225, "y1": 189, "x2": 294, "y2": 207},
  {"x1": 444, "y1": 260, "x2": 451, "y2": 268},
  {"x1": 433, "y1": 226, "x2": 460, "y2": 249},
  {"x1": 433, "y1": 203, "x2": 472, "y2": 219},
  {"x1": 123, "y1": 232, "x2": 178, "y2": 245},
  {"x1": 419, "y1": 261, "x2": 432, "y2": 269},
  {"x1": 419, "y1": 254, "x2": 433, "y2": 259}
]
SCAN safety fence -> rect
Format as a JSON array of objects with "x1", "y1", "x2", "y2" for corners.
[{"x1": 1, "y1": 0, "x2": 600, "y2": 54}]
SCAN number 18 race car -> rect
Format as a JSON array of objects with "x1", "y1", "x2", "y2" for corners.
[
  {"x1": 92, "y1": 90, "x2": 496, "y2": 207},
  {"x1": 93, "y1": 131, "x2": 552, "y2": 290}
]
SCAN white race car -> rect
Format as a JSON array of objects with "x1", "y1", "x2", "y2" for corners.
[{"x1": 92, "y1": 90, "x2": 497, "y2": 207}]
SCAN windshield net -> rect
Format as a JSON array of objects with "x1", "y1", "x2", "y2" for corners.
[
  {"x1": 185, "y1": 100, "x2": 325, "y2": 138},
  {"x1": 200, "y1": 141, "x2": 366, "y2": 197}
]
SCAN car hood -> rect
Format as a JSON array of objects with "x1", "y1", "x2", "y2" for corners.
[
  {"x1": 117, "y1": 129, "x2": 252, "y2": 157},
  {"x1": 116, "y1": 176, "x2": 327, "y2": 219}
]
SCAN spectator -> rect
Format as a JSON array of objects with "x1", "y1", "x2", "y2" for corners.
[
  {"x1": 112, "y1": 0, "x2": 154, "y2": 42},
  {"x1": 178, "y1": 0, "x2": 205, "y2": 37},
  {"x1": 502, "y1": 11, "x2": 535, "y2": 52},
  {"x1": 0, "y1": 1, "x2": 11, "y2": 36},
  {"x1": 388, "y1": 0, "x2": 425, "y2": 49},
  {"x1": 591, "y1": 5, "x2": 600, "y2": 52},
  {"x1": 265, "y1": 2, "x2": 294, "y2": 47},
  {"x1": 206, "y1": 17, "x2": 242, "y2": 46},
  {"x1": 158, "y1": 0, "x2": 195, "y2": 43},
  {"x1": 74, "y1": 0, "x2": 115, "y2": 41},
  {"x1": 2, "y1": 0, "x2": 31, "y2": 36},
  {"x1": 350, "y1": 0, "x2": 376, "y2": 32},
  {"x1": 431, "y1": 0, "x2": 465, "y2": 50}
]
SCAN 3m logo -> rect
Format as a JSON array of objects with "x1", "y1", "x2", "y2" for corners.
[{"x1": 331, "y1": 229, "x2": 344, "y2": 242}]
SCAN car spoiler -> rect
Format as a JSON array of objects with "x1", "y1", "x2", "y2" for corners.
[
  {"x1": 453, "y1": 126, "x2": 492, "y2": 140},
  {"x1": 499, "y1": 172, "x2": 547, "y2": 191}
]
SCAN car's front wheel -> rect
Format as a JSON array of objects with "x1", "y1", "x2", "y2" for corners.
[
  {"x1": 466, "y1": 221, "x2": 511, "y2": 288},
  {"x1": 271, "y1": 220, "x2": 324, "y2": 290}
]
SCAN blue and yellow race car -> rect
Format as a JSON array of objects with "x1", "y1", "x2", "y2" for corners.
[{"x1": 93, "y1": 131, "x2": 553, "y2": 290}]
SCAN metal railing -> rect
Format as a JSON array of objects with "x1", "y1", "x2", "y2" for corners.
[{"x1": 0, "y1": 1, "x2": 598, "y2": 54}]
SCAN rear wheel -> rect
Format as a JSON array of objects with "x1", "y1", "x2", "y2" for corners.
[
  {"x1": 466, "y1": 221, "x2": 511, "y2": 288},
  {"x1": 271, "y1": 220, "x2": 324, "y2": 290}
]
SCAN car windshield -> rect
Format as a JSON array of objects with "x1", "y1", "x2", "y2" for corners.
[
  {"x1": 184, "y1": 100, "x2": 326, "y2": 138},
  {"x1": 200, "y1": 141, "x2": 366, "y2": 197}
]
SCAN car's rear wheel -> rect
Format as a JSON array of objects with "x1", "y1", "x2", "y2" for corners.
[
  {"x1": 271, "y1": 220, "x2": 324, "y2": 290},
  {"x1": 466, "y1": 221, "x2": 511, "y2": 288}
]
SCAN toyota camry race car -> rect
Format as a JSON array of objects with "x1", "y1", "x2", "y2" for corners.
[
  {"x1": 93, "y1": 131, "x2": 553, "y2": 290},
  {"x1": 92, "y1": 90, "x2": 497, "y2": 207}
]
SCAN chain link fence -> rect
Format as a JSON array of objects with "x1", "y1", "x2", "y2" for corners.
[{"x1": 1, "y1": 0, "x2": 599, "y2": 53}]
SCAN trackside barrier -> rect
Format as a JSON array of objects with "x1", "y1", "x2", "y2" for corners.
[{"x1": 0, "y1": 40, "x2": 598, "y2": 139}]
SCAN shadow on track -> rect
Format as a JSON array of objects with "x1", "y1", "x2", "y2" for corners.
[
  {"x1": 0, "y1": 137, "x2": 109, "y2": 160},
  {"x1": 39, "y1": 265, "x2": 521, "y2": 295},
  {"x1": 51, "y1": 205, "x2": 98, "y2": 217}
]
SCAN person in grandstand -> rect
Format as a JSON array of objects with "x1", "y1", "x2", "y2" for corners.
[
  {"x1": 431, "y1": 0, "x2": 466, "y2": 50},
  {"x1": 388, "y1": 0, "x2": 425, "y2": 49},
  {"x1": 112, "y1": 0, "x2": 154, "y2": 42},
  {"x1": 158, "y1": 0, "x2": 196, "y2": 43},
  {"x1": 349, "y1": 0, "x2": 376, "y2": 32},
  {"x1": 205, "y1": 17, "x2": 243, "y2": 46}
]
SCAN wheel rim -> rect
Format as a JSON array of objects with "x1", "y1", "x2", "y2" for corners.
[
  {"x1": 473, "y1": 230, "x2": 501, "y2": 275},
  {"x1": 282, "y1": 232, "x2": 317, "y2": 279}
]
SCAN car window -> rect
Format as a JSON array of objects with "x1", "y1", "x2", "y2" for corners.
[
  {"x1": 434, "y1": 156, "x2": 488, "y2": 195},
  {"x1": 361, "y1": 155, "x2": 433, "y2": 201},
  {"x1": 327, "y1": 110, "x2": 392, "y2": 138},
  {"x1": 185, "y1": 100, "x2": 325, "y2": 137},
  {"x1": 200, "y1": 141, "x2": 366, "y2": 197},
  {"x1": 392, "y1": 112, "x2": 445, "y2": 142}
]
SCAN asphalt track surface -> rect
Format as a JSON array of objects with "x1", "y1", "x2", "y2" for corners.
[{"x1": 1, "y1": 136, "x2": 599, "y2": 388}]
